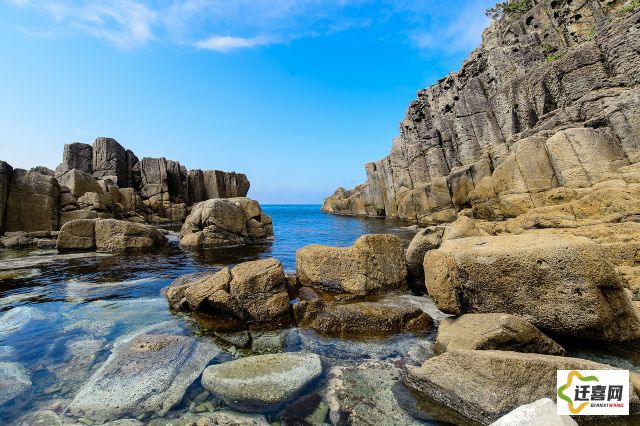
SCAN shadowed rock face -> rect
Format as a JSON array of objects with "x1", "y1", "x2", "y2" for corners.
[
  {"x1": 323, "y1": 0, "x2": 640, "y2": 224},
  {"x1": 4, "y1": 169, "x2": 59, "y2": 232},
  {"x1": 0, "y1": 161, "x2": 12, "y2": 233}
]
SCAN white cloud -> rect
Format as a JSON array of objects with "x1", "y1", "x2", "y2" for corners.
[{"x1": 194, "y1": 34, "x2": 276, "y2": 52}]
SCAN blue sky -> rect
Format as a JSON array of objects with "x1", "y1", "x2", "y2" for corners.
[{"x1": 0, "y1": 0, "x2": 494, "y2": 203}]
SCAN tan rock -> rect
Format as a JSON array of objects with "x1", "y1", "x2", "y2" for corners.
[
  {"x1": 404, "y1": 350, "x2": 640, "y2": 425},
  {"x1": 296, "y1": 234, "x2": 407, "y2": 296},
  {"x1": 57, "y1": 219, "x2": 97, "y2": 250},
  {"x1": 405, "y1": 226, "x2": 445, "y2": 289},
  {"x1": 94, "y1": 219, "x2": 166, "y2": 253},
  {"x1": 436, "y1": 313, "x2": 565, "y2": 355},
  {"x1": 424, "y1": 233, "x2": 640, "y2": 341}
]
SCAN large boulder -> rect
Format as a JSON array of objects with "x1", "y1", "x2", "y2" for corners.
[
  {"x1": 405, "y1": 226, "x2": 444, "y2": 289},
  {"x1": 4, "y1": 169, "x2": 59, "y2": 232},
  {"x1": 94, "y1": 219, "x2": 166, "y2": 253},
  {"x1": 57, "y1": 219, "x2": 96, "y2": 250},
  {"x1": 166, "y1": 258, "x2": 290, "y2": 324},
  {"x1": 424, "y1": 233, "x2": 640, "y2": 341},
  {"x1": 404, "y1": 350, "x2": 640, "y2": 424},
  {"x1": 67, "y1": 332, "x2": 220, "y2": 420},
  {"x1": 0, "y1": 161, "x2": 12, "y2": 234},
  {"x1": 179, "y1": 198, "x2": 273, "y2": 249},
  {"x1": 92, "y1": 137, "x2": 129, "y2": 187},
  {"x1": 59, "y1": 209, "x2": 98, "y2": 227},
  {"x1": 296, "y1": 234, "x2": 407, "y2": 296},
  {"x1": 56, "y1": 168, "x2": 103, "y2": 198},
  {"x1": 201, "y1": 352, "x2": 322, "y2": 412},
  {"x1": 435, "y1": 313, "x2": 565, "y2": 355},
  {"x1": 55, "y1": 142, "x2": 93, "y2": 175}
]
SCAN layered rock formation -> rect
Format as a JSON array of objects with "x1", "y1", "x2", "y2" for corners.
[
  {"x1": 0, "y1": 137, "x2": 251, "y2": 235},
  {"x1": 323, "y1": 0, "x2": 640, "y2": 225}
]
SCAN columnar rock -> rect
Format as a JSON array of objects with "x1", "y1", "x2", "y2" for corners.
[
  {"x1": 166, "y1": 258, "x2": 290, "y2": 324},
  {"x1": 0, "y1": 161, "x2": 12, "y2": 233},
  {"x1": 179, "y1": 198, "x2": 273, "y2": 249},
  {"x1": 202, "y1": 170, "x2": 250, "y2": 199},
  {"x1": 404, "y1": 350, "x2": 640, "y2": 424},
  {"x1": 296, "y1": 234, "x2": 407, "y2": 296},
  {"x1": 91, "y1": 137, "x2": 129, "y2": 187},
  {"x1": 55, "y1": 142, "x2": 93, "y2": 175},
  {"x1": 323, "y1": 1, "x2": 640, "y2": 224},
  {"x1": 435, "y1": 313, "x2": 565, "y2": 355},
  {"x1": 139, "y1": 157, "x2": 170, "y2": 209},
  {"x1": 4, "y1": 169, "x2": 59, "y2": 232},
  {"x1": 424, "y1": 233, "x2": 640, "y2": 341}
]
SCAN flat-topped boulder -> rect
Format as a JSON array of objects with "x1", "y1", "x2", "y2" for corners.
[
  {"x1": 435, "y1": 313, "x2": 565, "y2": 355},
  {"x1": 55, "y1": 168, "x2": 103, "y2": 198},
  {"x1": 166, "y1": 258, "x2": 290, "y2": 324},
  {"x1": 424, "y1": 233, "x2": 640, "y2": 341},
  {"x1": 296, "y1": 234, "x2": 407, "y2": 296},
  {"x1": 201, "y1": 352, "x2": 322, "y2": 412},
  {"x1": 404, "y1": 350, "x2": 640, "y2": 424},
  {"x1": 179, "y1": 197, "x2": 273, "y2": 249},
  {"x1": 57, "y1": 218, "x2": 166, "y2": 253}
]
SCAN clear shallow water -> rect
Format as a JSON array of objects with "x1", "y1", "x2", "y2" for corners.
[{"x1": 0, "y1": 205, "x2": 638, "y2": 425}]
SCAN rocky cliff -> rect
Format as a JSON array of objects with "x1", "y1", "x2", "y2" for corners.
[
  {"x1": 323, "y1": 0, "x2": 640, "y2": 224},
  {"x1": 0, "y1": 137, "x2": 250, "y2": 233}
]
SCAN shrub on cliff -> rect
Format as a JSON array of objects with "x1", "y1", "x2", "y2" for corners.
[{"x1": 486, "y1": 0, "x2": 533, "y2": 19}]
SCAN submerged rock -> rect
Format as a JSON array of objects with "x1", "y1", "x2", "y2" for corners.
[
  {"x1": 201, "y1": 352, "x2": 322, "y2": 412},
  {"x1": 66, "y1": 333, "x2": 221, "y2": 420},
  {"x1": 0, "y1": 361, "x2": 31, "y2": 406},
  {"x1": 326, "y1": 361, "x2": 423, "y2": 426},
  {"x1": 489, "y1": 398, "x2": 577, "y2": 426},
  {"x1": 436, "y1": 313, "x2": 565, "y2": 355},
  {"x1": 424, "y1": 233, "x2": 640, "y2": 341},
  {"x1": 149, "y1": 410, "x2": 269, "y2": 426},
  {"x1": 0, "y1": 306, "x2": 56, "y2": 340},
  {"x1": 404, "y1": 350, "x2": 640, "y2": 424},
  {"x1": 296, "y1": 234, "x2": 407, "y2": 296}
]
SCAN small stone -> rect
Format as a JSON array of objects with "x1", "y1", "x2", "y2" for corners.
[{"x1": 193, "y1": 390, "x2": 209, "y2": 403}]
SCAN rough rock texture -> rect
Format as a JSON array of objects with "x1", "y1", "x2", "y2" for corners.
[
  {"x1": 294, "y1": 297, "x2": 434, "y2": 338},
  {"x1": 0, "y1": 161, "x2": 12, "y2": 234},
  {"x1": 166, "y1": 258, "x2": 290, "y2": 324},
  {"x1": 4, "y1": 169, "x2": 59, "y2": 232},
  {"x1": 404, "y1": 350, "x2": 640, "y2": 424},
  {"x1": 67, "y1": 333, "x2": 221, "y2": 420},
  {"x1": 296, "y1": 234, "x2": 407, "y2": 296},
  {"x1": 57, "y1": 219, "x2": 96, "y2": 250},
  {"x1": 326, "y1": 361, "x2": 425, "y2": 426},
  {"x1": 201, "y1": 352, "x2": 322, "y2": 412},
  {"x1": 405, "y1": 225, "x2": 444, "y2": 289},
  {"x1": 56, "y1": 168, "x2": 103, "y2": 198},
  {"x1": 179, "y1": 198, "x2": 273, "y2": 249},
  {"x1": 92, "y1": 137, "x2": 129, "y2": 187},
  {"x1": 94, "y1": 219, "x2": 167, "y2": 253},
  {"x1": 424, "y1": 233, "x2": 640, "y2": 341},
  {"x1": 55, "y1": 142, "x2": 93, "y2": 175},
  {"x1": 0, "y1": 361, "x2": 31, "y2": 406},
  {"x1": 323, "y1": 1, "x2": 640, "y2": 225},
  {"x1": 489, "y1": 398, "x2": 577, "y2": 426},
  {"x1": 435, "y1": 313, "x2": 565, "y2": 355}
]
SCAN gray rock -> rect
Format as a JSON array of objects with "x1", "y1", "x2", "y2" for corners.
[
  {"x1": 92, "y1": 137, "x2": 129, "y2": 187},
  {"x1": 0, "y1": 361, "x2": 31, "y2": 405},
  {"x1": 201, "y1": 352, "x2": 322, "y2": 412},
  {"x1": 66, "y1": 333, "x2": 221, "y2": 420},
  {"x1": 0, "y1": 160, "x2": 13, "y2": 234},
  {"x1": 490, "y1": 398, "x2": 577, "y2": 426},
  {"x1": 326, "y1": 361, "x2": 424, "y2": 426},
  {"x1": 56, "y1": 169, "x2": 103, "y2": 198},
  {"x1": 56, "y1": 142, "x2": 93, "y2": 175}
]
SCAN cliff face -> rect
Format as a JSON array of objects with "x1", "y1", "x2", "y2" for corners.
[{"x1": 323, "y1": 0, "x2": 640, "y2": 224}]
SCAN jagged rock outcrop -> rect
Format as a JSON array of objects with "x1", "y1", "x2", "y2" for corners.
[
  {"x1": 55, "y1": 142, "x2": 93, "y2": 175},
  {"x1": 323, "y1": 1, "x2": 640, "y2": 225}
]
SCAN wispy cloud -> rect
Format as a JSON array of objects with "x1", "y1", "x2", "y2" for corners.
[
  {"x1": 6, "y1": 0, "x2": 493, "y2": 54},
  {"x1": 194, "y1": 34, "x2": 276, "y2": 52}
]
